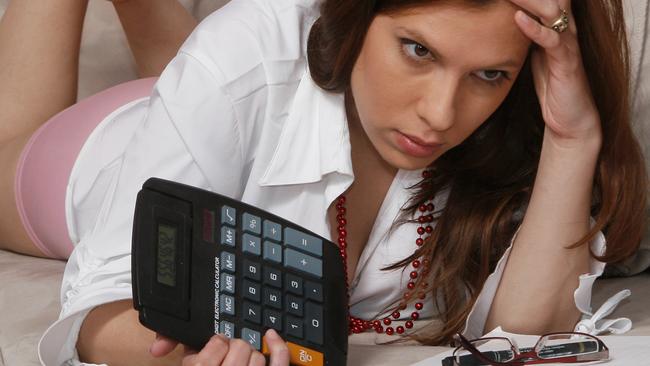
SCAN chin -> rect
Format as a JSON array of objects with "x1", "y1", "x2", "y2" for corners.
[{"x1": 383, "y1": 151, "x2": 437, "y2": 172}]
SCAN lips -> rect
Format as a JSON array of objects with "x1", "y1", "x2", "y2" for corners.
[
  {"x1": 394, "y1": 131, "x2": 443, "y2": 158},
  {"x1": 402, "y1": 133, "x2": 442, "y2": 147}
]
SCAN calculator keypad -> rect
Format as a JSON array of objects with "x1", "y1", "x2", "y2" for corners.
[{"x1": 214, "y1": 207, "x2": 326, "y2": 352}]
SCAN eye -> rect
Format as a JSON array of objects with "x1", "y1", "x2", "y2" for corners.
[
  {"x1": 400, "y1": 39, "x2": 432, "y2": 61},
  {"x1": 475, "y1": 70, "x2": 508, "y2": 84}
]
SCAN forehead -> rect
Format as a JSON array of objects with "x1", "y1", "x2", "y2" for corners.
[{"x1": 381, "y1": 0, "x2": 531, "y2": 68}]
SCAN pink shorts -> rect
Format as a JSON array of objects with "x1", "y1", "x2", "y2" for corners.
[{"x1": 14, "y1": 78, "x2": 158, "y2": 260}]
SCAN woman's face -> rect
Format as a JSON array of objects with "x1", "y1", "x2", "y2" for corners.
[{"x1": 349, "y1": 1, "x2": 531, "y2": 170}]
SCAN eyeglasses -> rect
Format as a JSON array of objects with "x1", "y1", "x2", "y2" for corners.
[{"x1": 449, "y1": 331, "x2": 609, "y2": 366}]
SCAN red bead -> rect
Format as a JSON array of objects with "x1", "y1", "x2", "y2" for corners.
[
  {"x1": 392, "y1": 311, "x2": 400, "y2": 319},
  {"x1": 336, "y1": 214, "x2": 344, "y2": 221},
  {"x1": 399, "y1": 303, "x2": 407, "y2": 310},
  {"x1": 396, "y1": 326, "x2": 405, "y2": 334},
  {"x1": 415, "y1": 302, "x2": 423, "y2": 310},
  {"x1": 427, "y1": 203, "x2": 434, "y2": 211},
  {"x1": 340, "y1": 252, "x2": 347, "y2": 259},
  {"x1": 338, "y1": 225, "x2": 345, "y2": 232},
  {"x1": 338, "y1": 218, "x2": 347, "y2": 226},
  {"x1": 385, "y1": 327, "x2": 395, "y2": 335},
  {"x1": 425, "y1": 225, "x2": 433, "y2": 233},
  {"x1": 383, "y1": 318, "x2": 392, "y2": 325},
  {"x1": 403, "y1": 292, "x2": 411, "y2": 300},
  {"x1": 405, "y1": 320, "x2": 414, "y2": 329},
  {"x1": 339, "y1": 241, "x2": 347, "y2": 249},
  {"x1": 417, "y1": 227, "x2": 425, "y2": 235},
  {"x1": 373, "y1": 320, "x2": 381, "y2": 327},
  {"x1": 423, "y1": 259, "x2": 430, "y2": 266},
  {"x1": 339, "y1": 229, "x2": 347, "y2": 237},
  {"x1": 409, "y1": 271, "x2": 418, "y2": 279},
  {"x1": 338, "y1": 237, "x2": 346, "y2": 244},
  {"x1": 338, "y1": 207, "x2": 346, "y2": 215},
  {"x1": 411, "y1": 312, "x2": 420, "y2": 320},
  {"x1": 422, "y1": 170, "x2": 432, "y2": 178},
  {"x1": 416, "y1": 238, "x2": 424, "y2": 246},
  {"x1": 407, "y1": 282, "x2": 415, "y2": 290},
  {"x1": 412, "y1": 260, "x2": 420, "y2": 268},
  {"x1": 427, "y1": 214, "x2": 433, "y2": 221},
  {"x1": 419, "y1": 292, "x2": 426, "y2": 299},
  {"x1": 419, "y1": 204, "x2": 427, "y2": 212},
  {"x1": 375, "y1": 325, "x2": 384, "y2": 333},
  {"x1": 338, "y1": 196, "x2": 346, "y2": 204},
  {"x1": 336, "y1": 203, "x2": 343, "y2": 210},
  {"x1": 418, "y1": 216, "x2": 426, "y2": 223}
]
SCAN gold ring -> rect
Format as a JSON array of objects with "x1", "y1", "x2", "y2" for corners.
[{"x1": 549, "y1": 9, "x2": 569, "y2": 33}]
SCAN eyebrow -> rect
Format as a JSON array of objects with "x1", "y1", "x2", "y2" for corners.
[{"x1": 396, "y1": 26, "x2": 521, "y2": 69}]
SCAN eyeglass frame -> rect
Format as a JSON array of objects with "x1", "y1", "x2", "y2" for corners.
[{"x1": 452, "y1": 331, "x2": 610, "y2": 366}]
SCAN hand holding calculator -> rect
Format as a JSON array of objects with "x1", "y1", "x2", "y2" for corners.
[{"x1": 131, "y1": 178, "x2": 348, "y2": 365}]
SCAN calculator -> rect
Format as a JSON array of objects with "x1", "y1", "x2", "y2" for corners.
[{"x1": 131, "y1": 177, "x2": 348, "y2": 365}]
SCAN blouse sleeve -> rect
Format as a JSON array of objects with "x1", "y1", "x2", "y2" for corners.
[
  {"x1": 38, "y1": 52, "x2": 246, "y2": 366},
  {"x1": 462, "y1": 220, "x2": 632, "y2": 339}
]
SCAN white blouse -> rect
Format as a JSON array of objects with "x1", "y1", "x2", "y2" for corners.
[{"x1": 37, "y1": 0, "x2": 629, "y2": 364}]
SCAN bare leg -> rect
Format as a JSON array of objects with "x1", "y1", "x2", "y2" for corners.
[
  {"x1": 111, "y1": 0, "x2": 198, "y2": 77},
  {"x1": 0, "y1": 0, "x2": 89, "y2": 257}
]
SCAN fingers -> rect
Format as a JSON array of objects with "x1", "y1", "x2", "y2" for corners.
[
  {"x1": 264, "y1": 329, "x2": 290, "y2": 366},
  {"x1": 220, "y1": 338, "x2": 256, "y2": 365},
  {"x1": 247, "y1": 351, "x2": 266, "y2": 366},
  {"x1": 149, "y1": 333, "x2": 179, "y2": 358},
  {"x1": 183, "y1": 334, "x2": 231, "y2": 366},
  {"x1": 508, "y1": 0, "x2": 573, "y2": 30}
]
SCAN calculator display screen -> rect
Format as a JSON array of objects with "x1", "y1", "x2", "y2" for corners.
[{"x1": 156, "y1": 223, "x2": 177, "y2": 287}]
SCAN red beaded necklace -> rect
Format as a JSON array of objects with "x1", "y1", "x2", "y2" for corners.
[{"x1": 337, "y1": 169, "x2": 434, "y2": 335}]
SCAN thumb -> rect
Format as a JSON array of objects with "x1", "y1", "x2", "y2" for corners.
[{"x1": 149, "y1": 333, "x2": 179, "y2": 357}]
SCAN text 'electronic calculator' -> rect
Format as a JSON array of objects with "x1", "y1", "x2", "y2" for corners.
[{"x1": 132, "y1": 178, "x2": 348, "y2": 365}]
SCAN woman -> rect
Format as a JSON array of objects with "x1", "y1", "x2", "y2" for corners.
[{"x1": 0, "y1": 0, "x2": 644, "y2": 365}]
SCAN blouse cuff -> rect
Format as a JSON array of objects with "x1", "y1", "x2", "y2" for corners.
[{"x1": 462, "y1": 223, "x2": 632, "y2": 339}]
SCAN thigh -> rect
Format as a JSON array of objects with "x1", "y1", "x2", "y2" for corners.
[
  {"x1": 1, "y1": 77, "x2": 159, "y2": 260},
  {"x1": 0, "y1": 132, "x2": 48, "y2": 258}
]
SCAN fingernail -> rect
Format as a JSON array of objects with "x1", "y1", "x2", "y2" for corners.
[
  {"x1": 516, "y1": 11, "x2": 530, "y2": 24},
  {"x1": 265, "y1": 328, "x2": 278, "y2": 339}
]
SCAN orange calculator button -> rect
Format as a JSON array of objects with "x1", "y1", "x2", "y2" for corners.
[{"x1": 262, "y1": 338, "x2": 324, "y2": 366}]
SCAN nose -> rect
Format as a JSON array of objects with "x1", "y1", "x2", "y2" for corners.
[{"x1": 415, "y1": 75, "x2": 457, "y2": 132}]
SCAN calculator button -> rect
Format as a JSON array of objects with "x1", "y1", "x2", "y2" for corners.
[
  {"x1": 286, "y1": 295, "x2": 303, "y2": 317},
  {"x1": 263, "y1": 267, "x2": 282, "y2": 288},
  {"x1": 242, "y1": 328, "x2": 262, "y2": 350},
  {"x1": 263, "y1": 342, "x2": 324, "y2": 366},
  {"x1": 220, "y1": 294, "x2": 235, "y2": 316},
  {"x1": 243, "y1": 302, "x2": 261, "y2": 324},
  {"x1": 220, "y1": 226, "x2": 236, "y2": 247},
  {"x1": 202, "y1": 209, "x2": 215, "y2": 243},
  {"x1": 242, "y1": 213, "x2": 261, "y2": 235},
  {"x1": 284, "y1": 249, "x2": 322, "y2": 278},
  {"x1": 263, "y1": 241, "x2": 282, "y2": 263},
  {"x1": 220, "y1": 252, "x2": 236, "y2": 272},
  {"x1": 242, "y1": 234, "x2": 261, "y2": 256},
  {"x1": 285, "y1": 274, "x2": 303, "y2": 295},
  {"x1": 243, "y1": 259, "x2": 261, "y2": 281},
  {"x1": 263, "y1": 309, "x2": 283, "y2": 331},
  {"x1": 219, "y1": 321, "x2": 235, "y2": 339},
  {"x1": 220, "y1": 273, "x2": 235, "y2": 294},
  {"x1": 284, "y1": 228, "x2": 322, "y2": 257},
  {"x1": 264, "y1": 288, "x2": 282, "y2": 309},
  {"x1": 221, "y1": 205, "x2": 236, "y2": 226},
  {"x1": 243, "y1": 280, "x2": 261, "y2": 302},
  {"x1": 305, "y1": 281, "x2": 322, "y2": 302},
  {"x1": 305, "y1": 302, "x2": 323, "y2": 345},
  {"x1": 286, "y1": 316, "x2": 304, "y2": 338},
  {"x1": 263, "y1": 220, "x2": 282, "y2": 242}
]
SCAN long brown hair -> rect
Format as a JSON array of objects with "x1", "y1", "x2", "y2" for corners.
[{"x1": 307, "y1": 0, "x2": 647, "y2": 345}]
